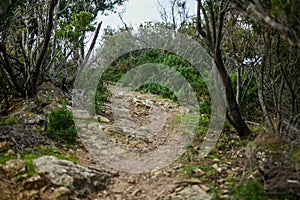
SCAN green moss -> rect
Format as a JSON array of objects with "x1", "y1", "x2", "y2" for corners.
[
  {"x1": 0, "y1": 152, "x2": 16, "y2": 164},
  {"x1": 291, "y1": 145, "x2": 300, "y2": 167},
  {"x1": 0, "y1": 146, "x2": 79, "y2": 178},
  {"x1": 22, "y1": 153, "x2": 39, "y2": 177},
  {"x1": 5, "y1": 115, "x2": 15, "y2": 125},
  {"x1": 229, "y1": 178, "x2": 268, "y2": 200},
  {"x1": 39, "y1": 146, "x2": 78, "y2": 163}
]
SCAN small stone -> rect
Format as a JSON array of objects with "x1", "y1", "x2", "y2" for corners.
[
  {"x1": 217, "y1": 167, "x2": 223, "y2": 173},
  {"x1": 128, "y1": 176, "x2": 136, "y2": 184},
  {"x1": 212, "y1": 163, "x2": 218, "y2": 169},
  {"x1": 50, "y1": 187, "x2": 71, "y2": 200},
  {"x1": 111, "y1": 181, "x2": 129, "y2": 193},
  {"x1": 0, "y1": 141, "x2": 7, "y2": 151},
  {"x1": 2, "y1": 159, "x2": 26, "y2": 177},
  {"x1": 200, "y1": 184, "x2": 210, "y2": 192},
  {"x1": 151, "y1": 170, "x2": 163, "y2": 177},
  {"x1": 98, "y1": 115, "x2": 110, "y2": 123},
  {"x1": 43, "y1": 102, "x2": 59, "y2": 114},
  {"x1": 24, "y1": 175, "x2": 47, "y2": 190},
  {"x1": 23, "y1": 190, "x2": 40, "y2": 199},
  {"x1": 131, "y1": 188, "x2": 142, "y2": 196},
  {"x1": 87, "y1": 122, "x2": 101, "y2": 130},
  {"x1": 165, "y1": 185, "x2": 211, "y2": 200}
]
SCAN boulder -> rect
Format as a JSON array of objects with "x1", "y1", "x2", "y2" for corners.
[{"x1": 33, "y1": 156, "x2": 110, "y2": 197}]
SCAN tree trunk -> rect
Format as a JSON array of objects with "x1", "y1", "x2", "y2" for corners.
[
  {"x1": 196, "y1": 0, "x2": 251, "y2": 137},
  {"x1": 32, "y1": 0, "x2": 58, "y2": 94},
  {"x1": 215, "y1": 49, "x2": 251, "y2": 137},
  {"x1": 236, "y1": 67, "x2": 242, "y2": 106},
  {"x1": 257, "y1": 62, "x2": 275, "y2": 133}
]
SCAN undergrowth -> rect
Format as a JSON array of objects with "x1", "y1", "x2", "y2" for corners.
[{"x1": 47, "y1": 104, "x2": 77, "y2": 143}]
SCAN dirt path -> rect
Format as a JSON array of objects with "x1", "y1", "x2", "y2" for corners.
[{"x1": 74, "y1": 85, "x2": 210, "y2": 199}]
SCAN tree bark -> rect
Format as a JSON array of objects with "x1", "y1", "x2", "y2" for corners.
[
  {"x1": 257, "y1": 62, "x2": 275, "y2": 133},
  {"x1": 0, "y1": 44, "x2": 27, "y2": 98},
  {"x1": 215, "y1": 49, "x2": 251, "y2": 136},
  {"x1": 196, "y1": 0, "x2": 251, "y2": 136},
  {"x1": 32, "y1": 0, "x2": 58, "y2": 94}
]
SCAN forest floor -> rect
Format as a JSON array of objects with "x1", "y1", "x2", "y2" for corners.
[{"x1": 0, "y1": 83, "x2": 298, "y2": 199}]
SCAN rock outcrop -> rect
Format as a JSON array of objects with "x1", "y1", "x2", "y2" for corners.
[{"x1": 33, "y1": 155, "x2": 110, "y2": 198}]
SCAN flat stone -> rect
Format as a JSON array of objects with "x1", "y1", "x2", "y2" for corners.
[
  {"x1": 163, "y1": 185, "x2": 211, "y2": 200},
  {"x1": 97, "y1": 115, "x2": 111, "y2": 123},
  {"x1": 33, "y1": 156, "x2": 110, "y2": 197}
]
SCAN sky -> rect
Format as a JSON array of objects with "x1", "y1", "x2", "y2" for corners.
[
  {"x1": 86, "y1": 0, "x2": 197, "y2": 43},
  {"x1": 86, "y1": 0, "x2": 197, "y2": 49},
  {"x1": 101, "y1": 0, "x2": 196, "y2": 29}
]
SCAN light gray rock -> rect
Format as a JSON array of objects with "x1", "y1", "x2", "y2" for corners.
[
  {"x1": 33, "y1": 156, "x2": 109, "y2": 197},
  {"x1": 97, "y1": 115, "x2": 111, "y2": 123},
  {"x1": 163, "y1": 185, "x2": 211, "y2": 200}
]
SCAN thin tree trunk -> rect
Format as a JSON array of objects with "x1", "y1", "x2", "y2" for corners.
[
  {"x1": 196, "y1": 0, "x2": 251, "y2": 136},
  {"x1": 257, "y1": 58, "x2": 275, "y2": 133},
  {"x1": 236, "y1": 67, "x2": 242, "y2": 106},
  {"x1": 68, "y1": 21, "x2": 102, "y2": 87},
  {"x1": 0, "y1": 44, "x2": 27, "y2": 98},
  {"x1": 215, "y1": 50, "x2": 251, "y2": 136},
  {"x1": 32, "y1": 0, "x2": 58, "y2": 94}
]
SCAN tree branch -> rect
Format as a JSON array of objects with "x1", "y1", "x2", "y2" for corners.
[
  {"x1": 69, "y1": 21, "x2": 103, "y2": 86},
  {"x1": 33, "y1": 0, "x2": 58, "y2": 92}
]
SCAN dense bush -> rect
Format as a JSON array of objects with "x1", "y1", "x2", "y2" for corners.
[
  {"x1": 96, "y1": 48, "x2": 211, "y2": 115},
  {"x1": 47, "y1": 104, "x2": 77, "y2": 143}
]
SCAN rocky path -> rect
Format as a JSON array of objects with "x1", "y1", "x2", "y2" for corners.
[
  {"x1": 73, "y1": 84, "x2": 210, "y2": 199},
  {"x1": 2, "y1": 82, "x2": 299, "y2": 199},
  {"x1": 0, "y1": 83, "x2": 210, "y2": 200}
]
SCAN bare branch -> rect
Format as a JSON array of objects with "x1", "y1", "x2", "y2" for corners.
[{"x1": 248, "y1": 0, "x2": 300, "y2": 48}]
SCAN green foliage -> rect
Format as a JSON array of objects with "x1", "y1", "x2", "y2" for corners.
[
  {"x1": 94, "y1": 81, "x2": 111, "y2": 115},
  {"x1": 22, "y1": 153, "x2": 39, "y2": 177},
  {"x1": 136, "y1": 49, "x2": 164, "y2": 64},
  {"x1": 57, "y1": 11, "x2": 95, "y2": 43},
  {"x1": 230, "y1": 73, "x2": 258, "y2": 120},
  {"x1": 229, "y1": 179, "x2": 268, "y2": 200},
  {"x1": 5, "y1": 115, "x2": 15, "y2": 125},
  {"x1": 0, "y1": 152, "x2": 15, "y2": 164},
  {"x1": 96, "y1": 49, "x2": 211, "y2": 115},
  {"x1": 47, "y1": 105, "x2": 77, "y2": 143},
  {"x1": 39, "y1": 146, "x2": 78, "y2": 163}
]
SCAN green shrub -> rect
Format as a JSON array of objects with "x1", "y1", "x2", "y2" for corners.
[
  {"x1": 5, "y1": 115, "x2": 16, "y2": 125},
  {"x1": 229, "y1": 179, "x2": 268, "y2": 200},
  {"x1": 95, "y1": 49, "x2": 212, "y2": 115},
  {"x1": 47, "y1": 105, "x2": 77, "y2": 143}
]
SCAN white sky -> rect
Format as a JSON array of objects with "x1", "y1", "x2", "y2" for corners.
[
  {"x1": 89, "y1": 0, "x2": 197, "y2": 40},
  {"x1": 85, "y1": 0, "x2": 197, "y2": 49}
]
